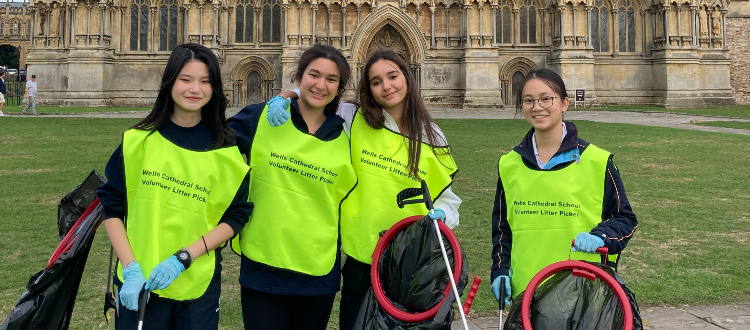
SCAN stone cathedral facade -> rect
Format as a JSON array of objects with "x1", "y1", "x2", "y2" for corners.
[{"x1": 4, "y1": 0, "x2": 748, "y2": 108}]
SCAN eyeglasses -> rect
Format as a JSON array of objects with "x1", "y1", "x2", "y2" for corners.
[{"x1": 521, "y1": 96, "x2": 559, "y2": 110}]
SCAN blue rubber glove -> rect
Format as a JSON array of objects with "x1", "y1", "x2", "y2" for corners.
[
  {"x1": 491, "y1": 275, "x2": 512, "y2": 306},
  {"x1": 119, "y1": 261, "x2": 146, "y2": 311},
  {"x1": 267, "y1": 96, "x2": 291, "y2": 127},
  {"x1": 428, "y1": 208, "x2": 446, "y2": 222},
  {"x1": 572, "y1": 232, "x2": 605, "y2": 253},
  {"x1": 144, "y1": 256, "x2": 185, "y2": 291}
]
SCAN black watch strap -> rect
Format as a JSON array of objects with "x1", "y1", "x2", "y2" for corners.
[{"x1": 173, "y1": 248, "x2": 193, "y2": 270}]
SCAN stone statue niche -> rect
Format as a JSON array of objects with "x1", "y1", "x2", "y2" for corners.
[
  {"x1": 711, "y1": 7, "x2": 720, "y2": 36},
  {"x1": 699, "y1": 7, "x2": 708, "y2": 37},
  {"x1": 50, "y1": 3, "x2": 60, "y2": 36}
]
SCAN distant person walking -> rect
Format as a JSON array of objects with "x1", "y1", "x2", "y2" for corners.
[
  {"x1": 0, "y1": 70, "x2": 6, "y2": 117},
  {"x1": 22, "y1": 74, "x2": 37, "y2": 116}
]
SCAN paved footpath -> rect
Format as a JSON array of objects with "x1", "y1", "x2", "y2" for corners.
[
  {"x1": 7, "y1": 108, "x2": 750, "y2": 329},
  {"x1": 452, "y1": 304, "x2": 750, "y2": 329},
  {"x1": 13, "y1": 108, "x2": 750, "y2": 135}
]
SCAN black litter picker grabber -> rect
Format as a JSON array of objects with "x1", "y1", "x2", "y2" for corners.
[
  {"x1": 353, "y1": 180, "x2": 481, "y2": 330},
  {"x1": 503, "y1": 240, "x2": 643, "y2": 330},
  {"x1": 1, "y1": 171, "x2": 106, "y2": 330}
]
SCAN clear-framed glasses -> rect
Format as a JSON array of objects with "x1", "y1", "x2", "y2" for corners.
[{"x1": 521, "y1": 96, "x2": 559, "y2": 110}]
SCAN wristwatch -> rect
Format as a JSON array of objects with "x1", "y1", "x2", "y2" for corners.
[{"x1": 173, "y1": 248, "x2": 193, "y2": 270}]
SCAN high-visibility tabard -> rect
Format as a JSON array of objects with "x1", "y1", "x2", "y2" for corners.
[
  {"x1": 237, "y1": 105, "x2": 356, "y2": 276},
  {"x1": 121, "y1": 129, "x2": 249, "y2": 301},
  {"x1": 341, "y1": 109, "x2": 457, "y2": 264},
  {"x1": 498, "y1": 144, "x2": 616, "y2": 298}
]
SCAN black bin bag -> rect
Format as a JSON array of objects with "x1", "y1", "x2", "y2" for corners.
[
  {"x1": 1, "y1": 171, "x2": 106, "y2": 330},
  {"x1": 354, "y1": 216, "x2": 469, "y2": 330},
  {"x1": 503, "y1": 262, "x2": 643, "y2": 330}
]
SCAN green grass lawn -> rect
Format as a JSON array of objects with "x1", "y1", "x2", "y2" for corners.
[
  {"x1": 693, "y1": 121, "x2": 750, "y2": 130},
  {"x1": 1, "y1": 118, "x2": 749, "y2": 329},
  {"x1": 586, "y1": 104, "x2": 750, "y2": 118},
  {"x1": 2, "y1": 106, "x2": 151, "y2": 114}
]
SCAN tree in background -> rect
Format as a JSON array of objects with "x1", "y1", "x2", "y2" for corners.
[{"x1": 0, "y1": 45, "x2": 20, "y2": 70}]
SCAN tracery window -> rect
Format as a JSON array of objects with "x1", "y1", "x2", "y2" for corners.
[
  {"x1": 618, "y1": 0, "x2": 635, "y2": 52},
  {"x1": 0, "y1": 22, "x2": 4, "y2": 35},
  {"x1": 159, "y1": 0, "x2": 179, "y2": 51},
  {"x1": 262, "y1": 0, "x2": 282, "y2": 43},
  {"x1": 495, "y1": 0, "x2": 511, "y2": 44},
  {"x1": 236, "y1": 0, "x2": 254, "y2": 43},
  {"x1": 130, "y1": 0, "x2": 149, "y2": 51},
  {"x1": 14, "y1": 22, "x2": 21, "y2": 36},
  {"x1": 519, "y1": 0, "x2": 536, "y2": 43},
  {"x1": 591, "y1": 0, "x2": 608, "y2": 52}
]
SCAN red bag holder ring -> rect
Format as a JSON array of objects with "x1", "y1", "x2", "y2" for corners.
[
  {"x1": 520, "y1": 239, "x2": 633, "y2": 330},
  {"x1": 370, "y1": 215, "x2": 469, "y2": 323}
]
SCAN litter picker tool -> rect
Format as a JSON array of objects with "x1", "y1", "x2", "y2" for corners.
[
  {"x1": 498, "y1": 276, "x2": 506, "y2": 330},
  {"x1": 137, "y1": 287, "x2": 149, "y2": 330},
  {"x1": 397, "y1": 180, "x2": 470, "y2": 330}
]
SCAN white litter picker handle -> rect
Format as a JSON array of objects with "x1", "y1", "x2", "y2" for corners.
[{"x1": 431, "y1": 210, "x2": 469, "y2": 330}]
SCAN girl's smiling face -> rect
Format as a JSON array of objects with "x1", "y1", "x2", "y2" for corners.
[
  {"x1": 367, "y1": 59, "x2": 408, "y2": 112},
  {"x1": 521, "y1": 78, "x2": 569, "y2": 133},
  {"x1": 296, "y1": 58, "x2": 341, "y2": 112},
  {"x1": 171, "y1": 60, "x2": 212, "y2": 115}
]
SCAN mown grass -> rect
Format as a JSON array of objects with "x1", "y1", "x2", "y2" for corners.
[
  {"x1": 2, "y1": 106, "x2": 151, "y2": 114},
  {"x1": 693, "y1": 121, "x2": 750, "y2": 130},
  {"x1": 588, "y1": 104, "x2": 750, "y2": 118},
  {"x1": 0, "y1": 117, "x2": 749, "y2": 329}
]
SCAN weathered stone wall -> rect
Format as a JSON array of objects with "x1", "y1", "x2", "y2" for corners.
[
  {"x1": 593, "y1": 59, "x2": 655, "y2": 104},
  {"x1": 727, "y1": 1, "x2": 750, "y2": 104}
]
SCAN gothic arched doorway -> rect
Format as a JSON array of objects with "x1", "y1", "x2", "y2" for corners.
[
  {"x1": 499, "y1": 57, "x2": 538, "y2": 106},
  {"x1": 246, "y1": 71, "x2": 262, "y2": 105},
  {"x1": 367, "y1": 25, "x2": 411, "y2": 63},
  {"x1": 511, "y1": 71, "x2": 525, "y2": 106}
]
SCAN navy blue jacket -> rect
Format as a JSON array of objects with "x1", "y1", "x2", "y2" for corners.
[
  {"x1": 228, "y1": 100, "x2": 347, "y2": 296},
  {"x1": 0, "y1": 78, "x2": 6, "y2": 94},
  {"x1": 490, "y1": 121, "x2": 638, "y2": 282}
]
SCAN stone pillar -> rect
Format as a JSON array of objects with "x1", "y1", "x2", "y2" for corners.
[
  {"x1": 430, "y1": 6, "x2": 435, "y2": 48},
  {"x1": 68, "y1": 4, "x2": 75, "y2": 47},
  {"x1": 29, "y1": 6, "x2": 35, "y2": 47},
  {"x1": 120, "y1": 7, "x2": 125, "y2": 50},
  {"x1": 586, "y1": 6, "x2": 592, "y2": 48},
  {"x1": 690, "y1": 6, "x2": 697, "y2": 47},
  {"x1": 572, "y1": 6, "x2": 577, "y2": 47},
  {"x1": 478, "y1": 5, "x2": 483, "y2": 46},
  {"x1": 721, "y1": 9, "x2": 727, "y2": 49},
  {"x1": 151, "y1": 7, "x2": 156, "y2": 51},
  {"x1": 415, "y1": 7, "x2": 420, "y2": 26},
  {"x1": 513, "y1": 8, "x2": 519, "y2": 46},
  {"x1": 212, "y1": 4, "x2": 219, "y2": 47},
  {"x1": 311, "y1": 4, "x2": 317, "y2": 45},
  {"x1": 299, "y1": 4, "x2": 302, "y2": 42},
  {"x1": 611, "y1": 8, "x2": 618, "y2": 55},
  {"x1": 707, "y1": 8, "x2": 711, "y2": 48},
  {"x1": 558, "y1": 6, "x2": 564, "y2": 48},
  {"x1": 541, "y1": 9, "x2": 546, "y2": 45},
  {"x1": 663, "y1": 6, "x2": 670, "y2": 48},
  {"x1": 356, "y1": 6, "x2": 361, "y2": 25},
  {"x1": 341, "y1": 7, "x2": 346, "y2": 48},
  {"x1": 198, "y1": 4, "x2": 204, "y2": 44},
  {"x1": 641, "y1": 9, "x2": 647, "y2": 53},
  {"x1": 227, "y1": 7, "x2": 234, "y2": 44},
  {"x1": 492, "y1": 5, "x2": 497, "y2": 44},
  {"x1": 445, "y1": 6, "x2": 449, "y2": 47},
  {"x1": 459, "y1": 5, "x2": 464, "y2": 47},
  {"x1": 327, "y1": 7, "x2": 332, "y2": 44},
  {"x1": 255, "y1": 7, "x2": 261, "y2": 45},
  {"x1": 99, "y1": 3, "x2": 106, "y2": 48},
  {"x1": 184, "y1": 6, "x2": 189, "y2": 44}
]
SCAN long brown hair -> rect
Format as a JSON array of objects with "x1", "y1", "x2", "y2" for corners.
[{"x1": 357, "y1": 50, "x2": 449, "y2": 180}]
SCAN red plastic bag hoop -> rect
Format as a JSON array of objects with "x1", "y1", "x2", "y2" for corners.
[
  {"x1": 46, "y1": 198, "x2": 101, "y2": 269},
  {"x1": 520, "y1": 260, "x2": 633, "y2": 330},
  {"x1": 370, "y1": 215, "x2": 464, "y2": 323}
]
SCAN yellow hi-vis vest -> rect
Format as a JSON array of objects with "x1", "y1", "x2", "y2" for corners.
[
  {"x1": 120, "y1": 129, "x2": 249, "y2": 301},
  {"x1": 498, "y1": 144, "x2": 617, "y2": 298},
  {"x1": 234, "y1": 105, "x2": 357, "y2": 276},
  {"x1": 341, "y1": 109, "x2": 458, "y2": 264}
]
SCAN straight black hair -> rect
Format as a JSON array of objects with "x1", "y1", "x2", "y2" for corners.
[
  {"x1": 514, "y1": 68, "x2": 569, "y2": 115},
  {"x1": 292, "y1": 43, "x2": 351, "y2": 116},
  {"x1": 132, "y1": 43, "x2": 233, "y2": 148},
  {"x1": 357, "y1": 49, "x2": 449, "y2": 180}
]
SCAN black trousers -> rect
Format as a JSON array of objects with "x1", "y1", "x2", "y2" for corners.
[
  {"x1": 339, "y1": 256, "x2": 373, "y2": 330},
  {"x1": 114, "y1": 274, "x2": 221, "y2": 330},
  {"x1": 241, "y1": 287, "x2": 336, "y2": 330}
]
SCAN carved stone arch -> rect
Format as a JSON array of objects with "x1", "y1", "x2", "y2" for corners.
[
  {"x1": 350, "y1": 4, "x2": 427, "y2": 64},
  {"x1": 231, "y1": 56, "x2": 275, "y2": 107},
  {"x1": 499, "y1": 57, "x2": 538, "y2": 104}
]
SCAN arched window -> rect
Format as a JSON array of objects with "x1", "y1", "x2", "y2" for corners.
[
  {"x1": 262, "y1": 0, "x2": 282, "y2": 43},
  {"x1": 618, "y1": 0, "x2": 635, "y2": 52},
  {"x1": 130, "y1": 0, "x2": 149, "y2": 51},
  {"x1": 495, "y1": 0, "x2": 511, "y2": 44},
  {"x1": 15, "y1": 22, "x2": 21, "y2": 35},
  {"x1": 520, "y1": 0, "x2": 536, "y2": 43},
  {"x1": 236, "y1": 0, "x2": 254, "y2": 43},
  {"x1": 159, "y1": 0, "x2": 179, "y2": 51},
  {"x1": 0, "y1": 22, "x2": 4, "y2": 36},
  {"x1": 591, "y1": 0, "x2": 608, "y2": 52}
]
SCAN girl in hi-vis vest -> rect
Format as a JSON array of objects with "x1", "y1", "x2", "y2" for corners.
[
  {"x1": 268, "y1": 50, "x2": 461, "y2": 330},
  {"x1": 489, "y1": 69, "x2": 638, "y2": 308},
  {"x1": 96, "y1": 43, "x2": 252, "y2": 330},
  {"x1": 226, "y1": 44, "x2": 357, "y2": 330}
]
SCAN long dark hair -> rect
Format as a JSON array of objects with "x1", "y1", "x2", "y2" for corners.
[
  {"x1": 514, "y1": 69, "x2": 568, "y2": 115},
  {"x1": 357, "y1": 50, "x2": 448, "y2": 180},
  {"x1": 292, "y1": 43, "x2": 351, "y2": 116},
  {"x1": 132, "y1": 43, "x2": 233, "y2": 148}
]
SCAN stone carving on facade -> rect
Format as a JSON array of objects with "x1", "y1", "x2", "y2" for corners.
[
  {"x1": 711, "y1": 7, "x2": 720, "y2": 36},
  {"x1": 699, "y1": 7, "x2": 708, "y2": 37}
]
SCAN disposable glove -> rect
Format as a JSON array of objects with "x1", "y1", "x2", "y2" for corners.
[
  {"x1": 267, "y1": 96, "x2": 291, "y2": 127},
  {"x1": 428, "y1": 208, "x2": 446, "y2": 222},
  {"x1": 572, "y1": 232, "x2": 605, "y2": 253},
  {"x1": 145, "y1": 256, "x2": 185, "y2": 291},
  {"x1": 491, "y1": 275, "x2": 512, "y2": 306},
  {"x1": 119, "y1": 261, "x2": 147, "y2": 311}
]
